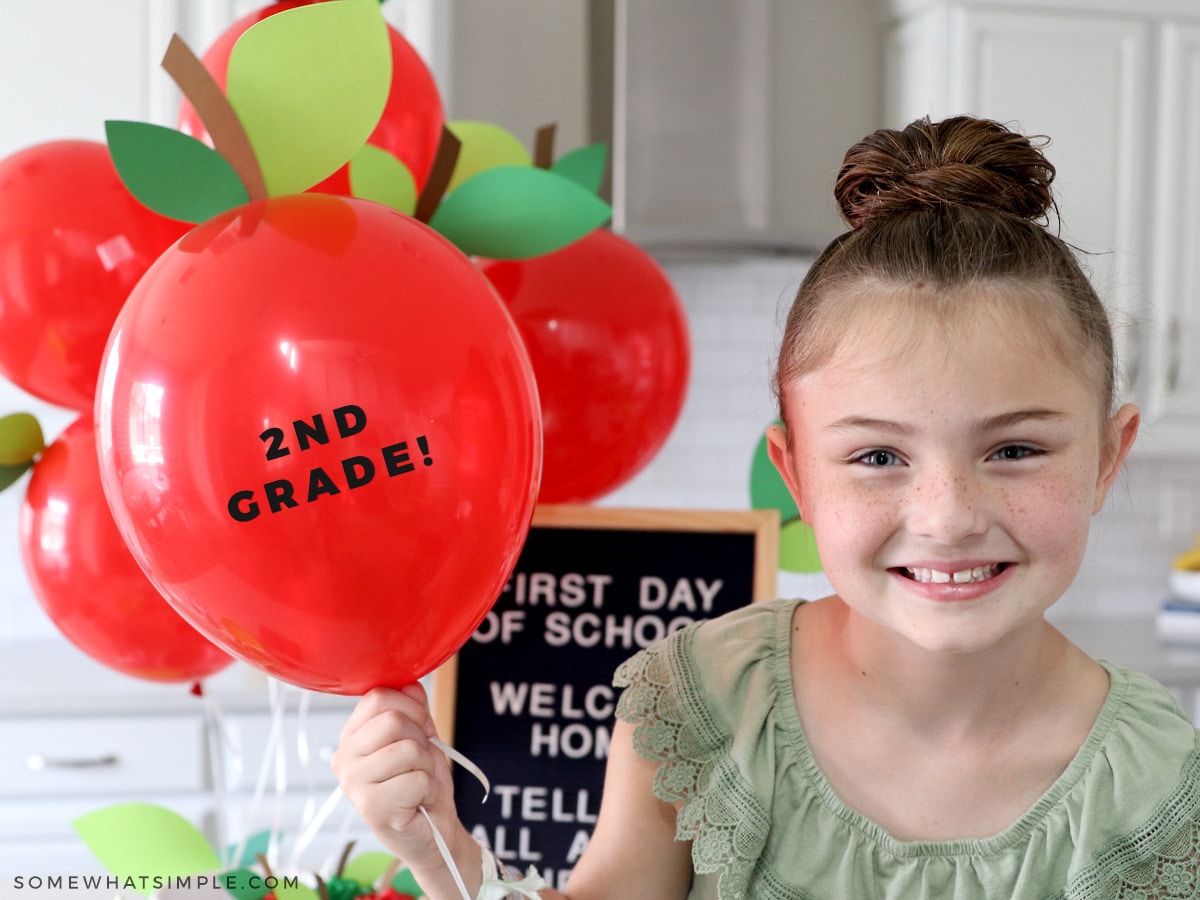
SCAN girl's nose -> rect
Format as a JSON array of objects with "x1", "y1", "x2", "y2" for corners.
[{"x1": 907, "y1": 469, "x2": 989, "y2": 544}]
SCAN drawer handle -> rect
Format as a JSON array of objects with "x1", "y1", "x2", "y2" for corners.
[{"x1": 25, "y1": 752, "x2": 120, "y2": 771}]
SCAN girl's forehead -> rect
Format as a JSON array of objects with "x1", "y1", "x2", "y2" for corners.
[{"x1": 816, "y1": 280, "x2": 1072, "y2": 373}]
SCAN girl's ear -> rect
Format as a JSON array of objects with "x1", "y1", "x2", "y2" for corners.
[
  {"x1": 1093, "y1": 402, "x2": 1139, "y2": 514},
  {"x1": 767, "y1": 422, "x2": 806, "y2": 518}
]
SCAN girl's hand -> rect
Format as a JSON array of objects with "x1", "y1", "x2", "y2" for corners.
[{"x1": 332, "y1": 684, "x2": 481, "y2": 892}]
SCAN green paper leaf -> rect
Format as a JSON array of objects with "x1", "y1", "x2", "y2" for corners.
[
  {"x1": 226, "y1": 830, "x2": 273, "y2": 868},
  {"x1": 74, "y1": 803, "x2": 221, "y2": 895},
  {"x1": 106, "y1": 121, "x2": 249, "y2": 223},
  {"x1": 749, "y1": 423, "x2": 799, "y2": 522},
  {"x1": 227, "y1": 0, "x2": 392, "y2": 196},
  {"x1": 446, "y1": 120, "x2": 533, "y2": 194},
  {"x1": 341, "y1": 851, "x2": 393, "y2": 887},
  {"x1": 430, "y1": 166, "x2": 612, "y2": 259},
  {"x1": 349, "y1": 144, "x2": 417, "y2": 214},
  {"x1": 0, "y1": 461, "x2": 33, "y2": 493},
  {"x1": 0, "y1": 412, "x2": 44, "y2": 465},
  {"x1": 551, "y1": 142, "x2": 608, "y2": 193},
  {"x1": 391, "y1": 867, "x2": 423, "y2": 894},
  {"x1": 780, "y1": 518, "x2": 823, "y2": 573},
  {"x1": 275, "y1": 882, "x2": 320, "y2": 900}
]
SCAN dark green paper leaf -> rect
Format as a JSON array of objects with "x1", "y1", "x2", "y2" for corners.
[
  {"x1": 106, "y1": 121, "x2": 249, "y2": 223},
  {"x1": 429, "y1": 166, "x2": 612, "y2": 259},
  {"x1": 0, "y1": 461, "x2": 33, "y2": 494},
  {"x1": 0, "y1": 412, "x2": 44, "y2": 465},
  {"x1": 551, "y1": 142, "x2": 608, "y2": 193}
]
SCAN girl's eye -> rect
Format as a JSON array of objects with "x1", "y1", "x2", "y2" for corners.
[
  {"x1": 989, "y1": 444, "x2": 1041, "y2": 462},
  {"x1": 853, "y1": 449, "x2": 903, "y2": 467}
]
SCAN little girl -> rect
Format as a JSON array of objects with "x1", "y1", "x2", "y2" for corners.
[{"x1": 332, "y1": 116, "x2": 1200, "y2": 898}]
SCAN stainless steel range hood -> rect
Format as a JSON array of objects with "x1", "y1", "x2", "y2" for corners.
[{"x1": 583, "y1": 0, "x2": 884, "y2": 254}]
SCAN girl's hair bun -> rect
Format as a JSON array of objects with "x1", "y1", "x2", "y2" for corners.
[{"x1": 835, "y1": 116, "x2": 1056, "y2": 230}]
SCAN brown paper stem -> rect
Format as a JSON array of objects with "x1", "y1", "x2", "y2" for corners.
[
  {"x1": 379, "y1": 856, "x2": 403, "y2": 890},
  {"x1": 534, "y1": 123, "x2": 557, "y2": 169},
  {"x1": 162, "y1": 34, "x2": 267, "y2": 201},
  {"x1": 414, "y1": 126, "x2": 463, "y2": 223}
]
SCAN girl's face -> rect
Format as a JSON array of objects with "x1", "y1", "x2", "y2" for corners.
[{"x1": 768, "y1": 286, "x2": 1138, "y2": 656}]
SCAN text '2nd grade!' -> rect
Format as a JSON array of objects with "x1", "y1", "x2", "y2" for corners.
[{"x1": 226, "y1": 404, "x2": 434, "y2": 522}]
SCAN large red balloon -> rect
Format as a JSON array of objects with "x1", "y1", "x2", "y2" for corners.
[
  {"x1": 178, "y1": 0, "x2": 445, "y2": 194},
  {"x1": 95, "y1": 194, "x2": 541, "y2": 694},
  {"x1": 0, "y1": 140, "x2": 190, "y2": 410},
  {"x1": 480, "y1": 229, "x2": 690, "y2": 503},
  {"x1": 21, "y1": 415, "x2": 233, "y2": 683}
]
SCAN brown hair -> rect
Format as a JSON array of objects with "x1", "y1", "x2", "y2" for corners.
[{"x1": 775, "y1": 116, "x2": 1116, "y2": 420}]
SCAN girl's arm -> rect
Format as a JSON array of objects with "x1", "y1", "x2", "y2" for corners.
[
  {"x1": 333, "y1": 689, "x2": 691, "y2": 900},
  {"x1": 561, "y1": 719, "x2": 693, "y2": 899}
]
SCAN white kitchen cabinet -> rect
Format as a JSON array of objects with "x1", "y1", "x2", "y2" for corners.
[{"x1": 884, "y1": 0, "x2": 1200, "y2": 453}]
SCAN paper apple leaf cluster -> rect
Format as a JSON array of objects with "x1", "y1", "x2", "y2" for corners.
[
  {"x1": 73, "y1": 802, "x2": 422, "y2": 899},
  {"x1": 105, "y1": 0, "x2": 611, "y2": 259}
]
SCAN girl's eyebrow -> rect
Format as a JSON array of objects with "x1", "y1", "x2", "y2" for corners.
[{"x1": 826, "y1": 408, "x2": 1069, "y2": 437}]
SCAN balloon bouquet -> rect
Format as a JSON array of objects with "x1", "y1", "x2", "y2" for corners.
[{"x1": 2, "y1": 0, "x2": 692, "y2": 893}]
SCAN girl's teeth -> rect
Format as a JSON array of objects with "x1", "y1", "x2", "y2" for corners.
[{"x1": 906, "y1": 565, "x2": 999, "y2": 584}]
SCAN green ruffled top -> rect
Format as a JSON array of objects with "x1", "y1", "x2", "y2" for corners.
[{"x1": 613, "y1": 599, "x2": 1200, "y2": 900}]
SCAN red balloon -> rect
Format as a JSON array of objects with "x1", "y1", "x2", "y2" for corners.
[
  {"x1": 480, "y1": 229, "x2": 690, "y2": 503},
  {"x1": 178, "y1": 0, "x2": 445, "y2": 193},
  {"x1": 0, "y1": 140, "x2": 190, "y2": 410},
  {"x1": 95, "y1": 194, "x2": 541, "y2": 694},
  {"x1": 20, "y1": 415, "x2": 233, "y2": 683}
]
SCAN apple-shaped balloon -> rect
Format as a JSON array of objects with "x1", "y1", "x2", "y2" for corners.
[
  {"x1": 95, "y1": 194, "x2": 542, "y2": 693},
  {"x1": 21, "y1": 414, "x2": 232, "y2": 682},
  {"x1": 0, "y1": 140, "x2": 189, "y2": 410},
  {"x1": 480, "y1": 228, "x2": 690, "y2": 503}
]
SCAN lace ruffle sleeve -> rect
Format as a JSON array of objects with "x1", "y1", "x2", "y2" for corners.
[{"x1": 613, "y1": 602, "x2": 789, "y2": 898}]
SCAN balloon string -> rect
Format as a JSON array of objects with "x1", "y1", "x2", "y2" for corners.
[
  {"x1": 201, "y1": 686, "x2": 230, "y2": 867},
  {"x1": 413, "y1": 738, "x2": 495, "y2": 899},
  {"x1": 431, "y1": 736, "x2": 491, "y2": 802},
  {"x1": 233, "y1": 676, "x2": 287, "y2": 869},
  {"x1": 419, "y1": 804, "x2": 472, "y2": 900},
  {"x1": 270, "y1": 681, "x2": 290, "y2": 870},
  {"x1": 290, "y1": 784, "x2": 344, "y2": 867}
]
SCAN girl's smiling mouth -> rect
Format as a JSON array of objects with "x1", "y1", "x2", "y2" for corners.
[{"x1": 898, "y1": 563, "x2": 1008, "y2": 584}]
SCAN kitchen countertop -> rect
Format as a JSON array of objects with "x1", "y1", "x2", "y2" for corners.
[{"x1": 0, "y1": 637, "x2": 356, "y2": 717}]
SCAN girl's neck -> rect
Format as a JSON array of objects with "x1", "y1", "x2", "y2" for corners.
[{"x1": 815, "y1": 597, "x2": 1089, "y2": 739}]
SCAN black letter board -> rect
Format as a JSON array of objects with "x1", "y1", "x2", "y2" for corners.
[{"x1": 433, "y1": 505, "x2": 778, "y2": 891}]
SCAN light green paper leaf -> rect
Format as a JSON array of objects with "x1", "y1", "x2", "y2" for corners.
[
  {"x1": 780, "y1": 518, "x2": 823, "y2": 573},
  {"x1": 349, "y1": 144, "x2": 417, "y2": 214},
  {"x1": 74, "y1": 803, "x2": 221, "y2": 895},
  {"x1": 430, "y1": 166, "x2": 612, "y2": 259},
  {"x1": 0, "y1": 461, "x2": 33, "y2": 494},
  {"x1": 227, "y1": 0, "x2": 392, "y2": 196},
  {"x1": 275, "y1": 881, "x2": 320, "y2": 900},
  {"x1": 341, "y1": 851, "x2": 393, "y2": 887},
  {"x1": 551, "y1": 142, "x2": 608, "y2": 193},
  {"x1": 446, "y1": 120, "x2": 533, "y2": 194},
  {"x1": 106, "y1": 121, "x2": 249, "y2": 223},
  {"x1": 0, "y1": 412, "x2": 44, "y2": 465}
]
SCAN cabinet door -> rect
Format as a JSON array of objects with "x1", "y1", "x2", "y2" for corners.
[
  {"x1": 1144, "y1": 22, "x2": 1200, "y2": 449},
  {"x1": 885, "y1": 7, "x2": 1153, "y2": 393}
]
